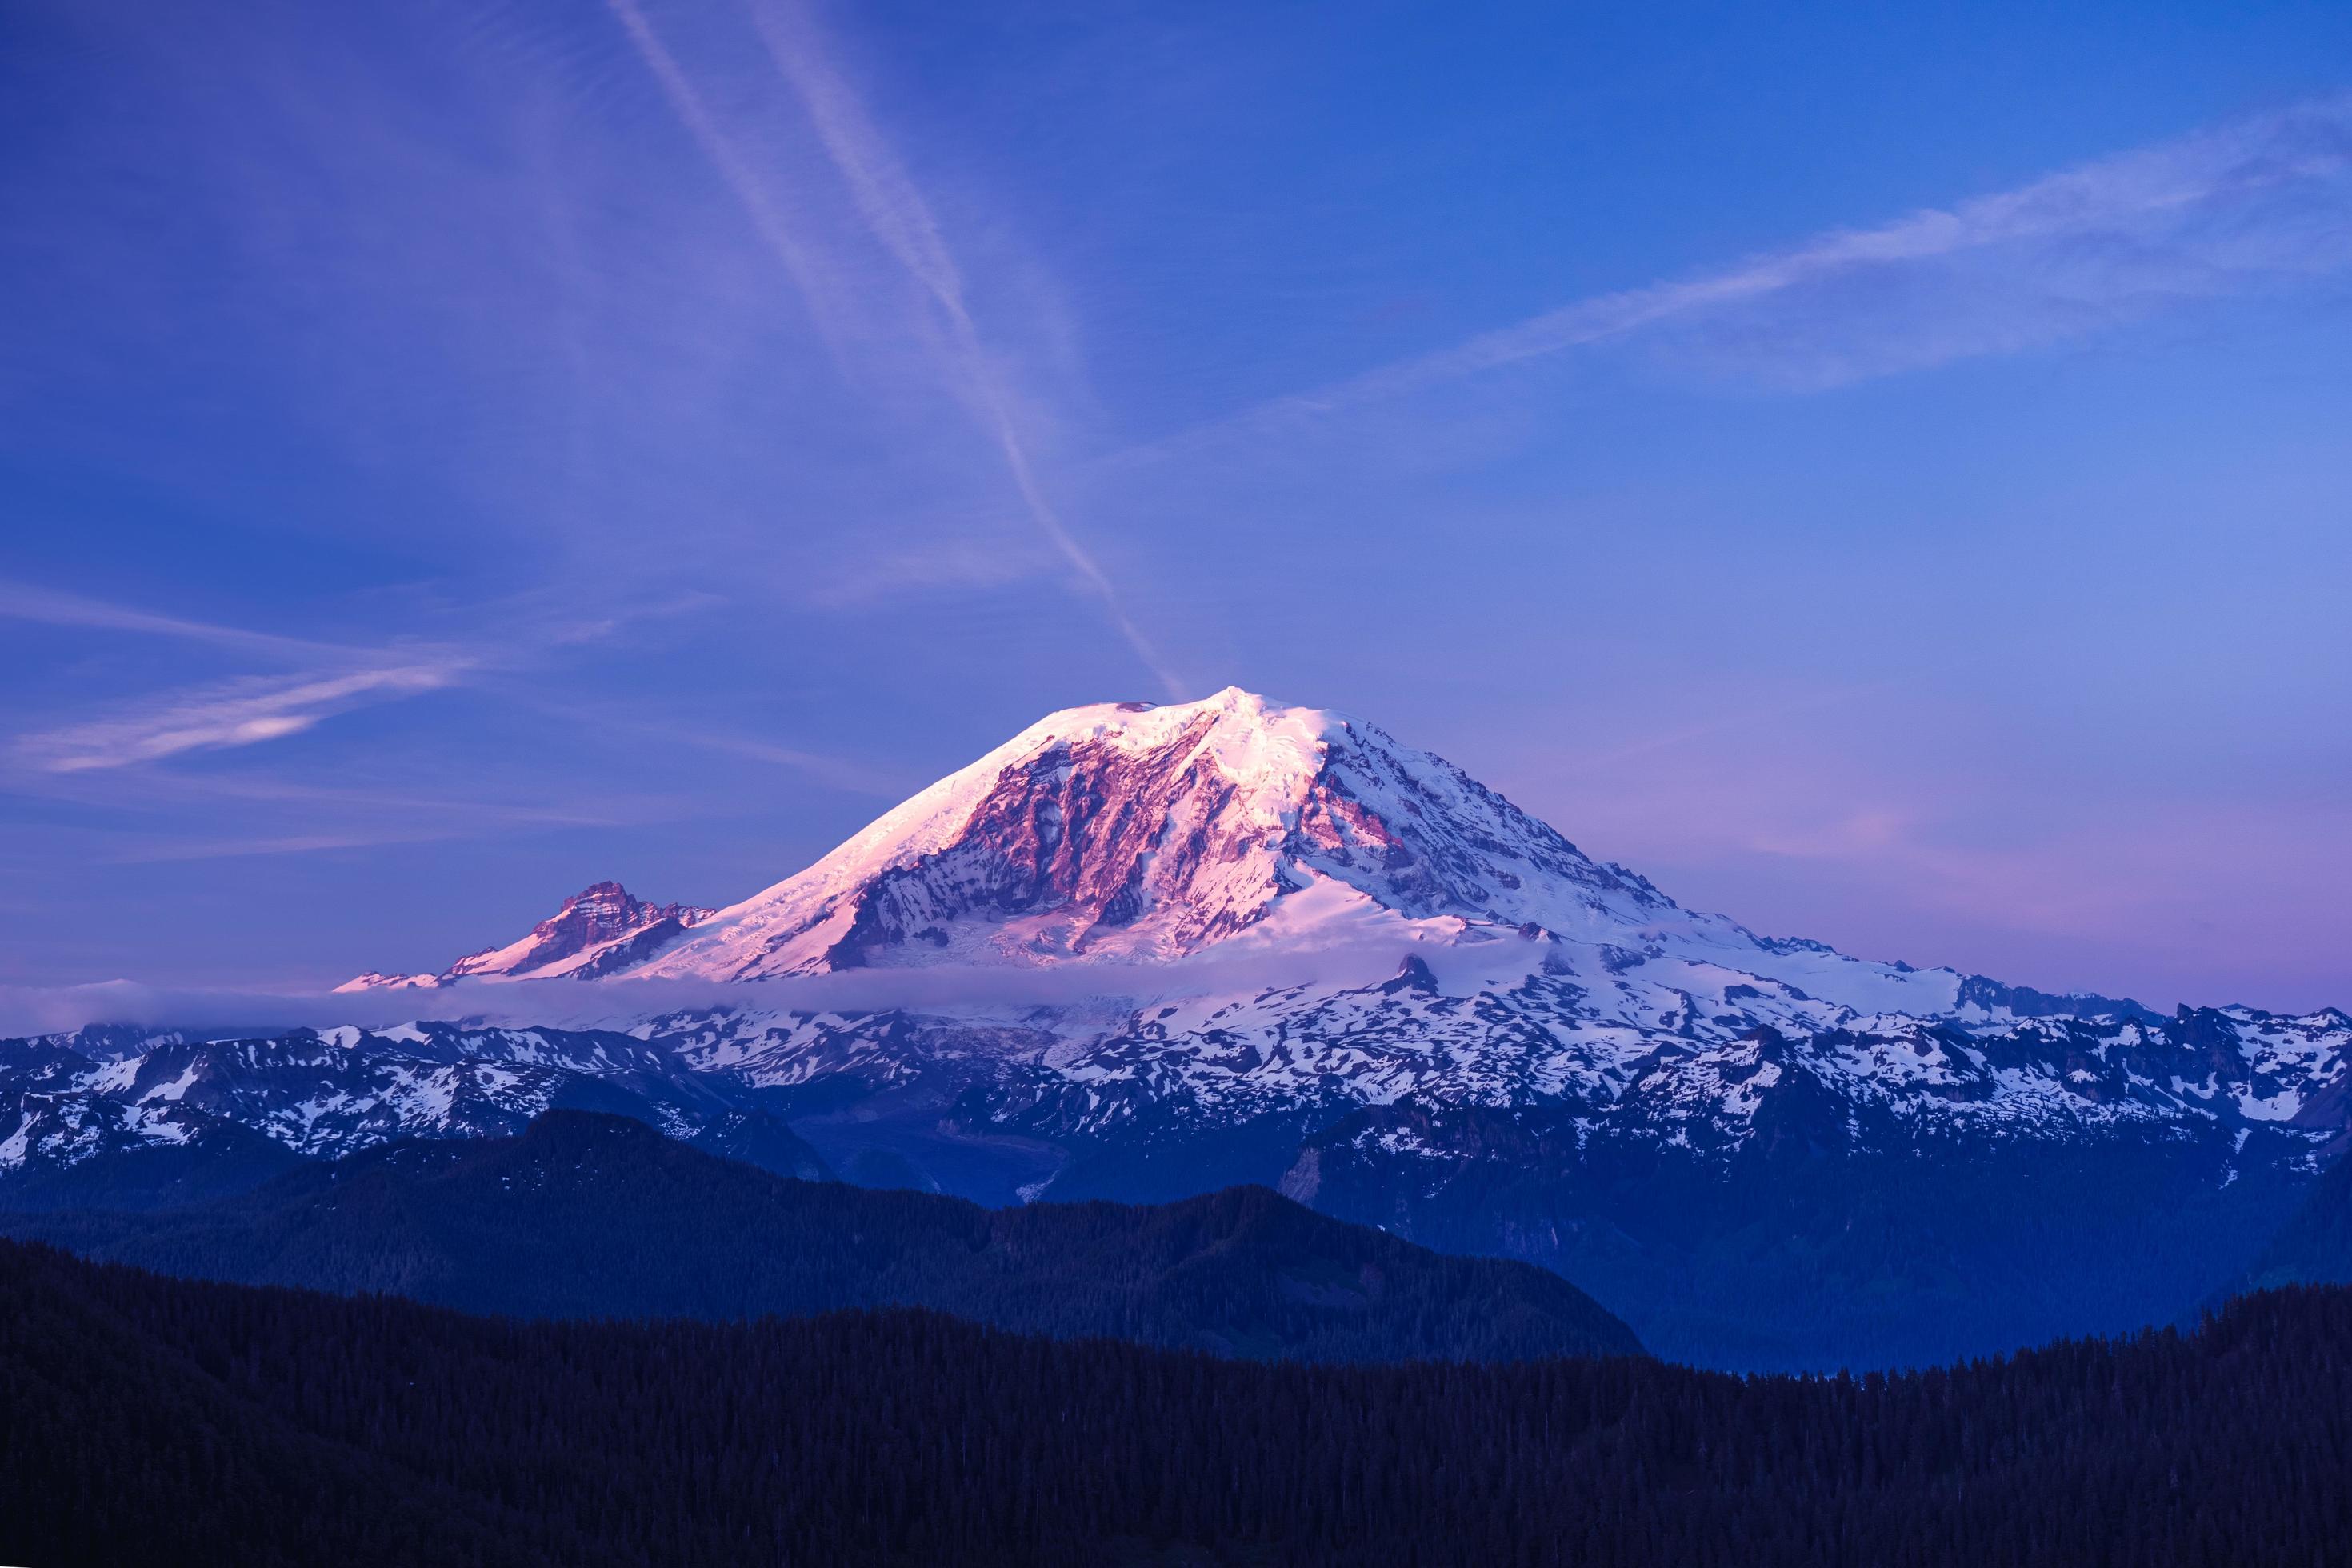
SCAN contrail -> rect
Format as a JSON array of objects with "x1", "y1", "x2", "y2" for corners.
[
  {"x1": 608, "y1": 0, "x2": 1184, "y2": 698},
  {"x1": 747, "y1": 0, "x2": 1182, "y2": 698}
]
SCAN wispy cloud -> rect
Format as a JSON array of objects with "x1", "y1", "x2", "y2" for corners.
[
  {"x1": 103, "y1": 811, "x2": 627, "y2": 863},
  {"x1": 0, "y1": 578, "x2": 346, "y2": 660},
  {"x1": 604, "y1": 0, "x2": 1184, "y2": 696},
  {"x1": 517, "y1": 696, "x2": 917, "y2": 800},
  {"x1": 2, "y1": 574, "x2": 722, "y2": 780},
  {"x1": 1126, "y1": 94, "x2": 2352, "y2": 459},
  {"x1": 18, "y1": 663, "x2": 464, "y2": 773},
  {"x1": 109, "y1": 828, "x2": 506, "y2": 863},
  {"x1": 30, "y1": 760, "x2": 689, "y2": 866},
  {"x1": 641, "y1": 728, "x2": 915, "y2": 800}
]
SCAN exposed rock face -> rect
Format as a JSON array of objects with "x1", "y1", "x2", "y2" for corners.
[
  {"x1": 689, "y1": 688, "x2": 1690, "y2": 978},
  {"x1": 449, "y1": 882, "x2": 716, "y2": 978},
  {"x1": 820, "y1": 714, "x2": 1272, "y2": 966}
]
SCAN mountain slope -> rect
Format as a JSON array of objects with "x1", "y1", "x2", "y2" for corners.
[
  {"x1": 0, "y1": 1109, "x2": 1640, "y2": 1362},
  {"x1": 1286, "y1": 1094, "x2": 2314, "y2": 1370},
  {"x1": 0, "y1": 1117, "x2": 302, "y2": 1212},
  {"x1": 2242, "y1": 1147, "x2": 2352, "y2": 1291}
]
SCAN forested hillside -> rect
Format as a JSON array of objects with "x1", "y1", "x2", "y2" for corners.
[
  {"x1": 3, "y1": 1238, "x2": 2347, "y2": 1567},
  {"x1": 0, "y1": 1110, "x2": 1638, "y2": 1363},
  {"x1": 2241, "y1": 1147, "x2": 2352, "y2": 1292}
]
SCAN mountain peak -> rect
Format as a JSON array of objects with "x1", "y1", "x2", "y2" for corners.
[
  {"x1": 1006, "y1": 687, "x2": 1349, "y2": 774},
  {"x1": 338, "y1": 880, "x2": 714, "y2": 991},
  {"x1": 625, "y1": 686, "x2": 1651, "y2": 978},
  {"x1": 341, "y1": 691, "x2": 1966, "y2": 1020}
]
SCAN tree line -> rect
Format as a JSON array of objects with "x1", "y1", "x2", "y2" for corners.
[{"x1": 3, "y1": 1236, "x2": 2346, "y2": 1566}]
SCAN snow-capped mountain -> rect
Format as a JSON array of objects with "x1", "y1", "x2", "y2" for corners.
[
  {"x1": 11, "y1": 687, "x2": 2350, "y2": 1366},
  {"x1": 346, "y1": 688, "x2": 1963, "y2": 1010},
  {"x1": 0, "y1": 1020, "x2": 787, "y2": 1201},
  {"x1": 307, "y1": 687, "x2": 2346, "y2": 1167}
]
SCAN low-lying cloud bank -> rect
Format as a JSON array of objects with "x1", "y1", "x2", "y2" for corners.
[{"x1": 0, "y1": 937, "x2": 1487, "y2": 1040}]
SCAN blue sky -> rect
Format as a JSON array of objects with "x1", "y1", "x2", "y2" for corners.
[{"x1": 2, "y1": 0, "x2": 2348, "y2": 1008}]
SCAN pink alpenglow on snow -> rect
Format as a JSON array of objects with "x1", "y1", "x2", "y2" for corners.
[{"x1": 344, "y1": 688, "x2": 1965, "y2": 1019}]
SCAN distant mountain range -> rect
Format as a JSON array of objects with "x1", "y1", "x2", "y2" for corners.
[{"x1": 5, "y1": 688, "x2": 2346, "y2": 1366}]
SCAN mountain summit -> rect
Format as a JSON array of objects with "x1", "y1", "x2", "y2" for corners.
[
  {"x1": 636, "y1": 685, "x2": 1707, "y2": 978},
  {"x1": 344, "y1": 687, "x2": 1955, "y2": 1015}
]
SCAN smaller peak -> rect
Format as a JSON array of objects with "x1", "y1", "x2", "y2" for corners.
[
  {"x1": 543, "y1": 881, "x2": 714, "y2": 928},
  {"x1": 1379, "y1": 955, "x2": 1441, "y2": 995},
  {"x1": 333, "y1": 970, "x2": 439, "y2": 993}
]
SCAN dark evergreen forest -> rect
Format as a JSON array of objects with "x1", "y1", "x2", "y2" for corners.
[{"x1": 4, "y1": 1237, "x2": 2347, "y2": 1568}]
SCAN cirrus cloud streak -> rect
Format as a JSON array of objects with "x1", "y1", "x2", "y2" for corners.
[{"x1": 18, "y1": 664, "x2": 465, "y2": 774}]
